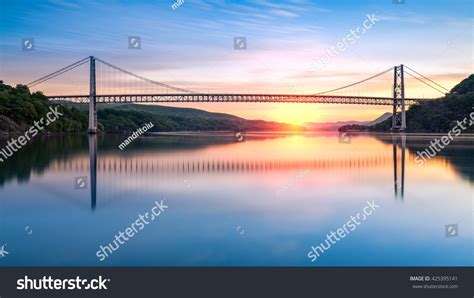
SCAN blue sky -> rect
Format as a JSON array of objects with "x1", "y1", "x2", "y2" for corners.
[{"x1": 0, "y1": 0, "x2": 472, "y2": 123}]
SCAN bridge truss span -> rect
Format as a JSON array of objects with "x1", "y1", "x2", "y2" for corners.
[{"x1": 47, "y1": 93, "x2": 421, "y2": 106}]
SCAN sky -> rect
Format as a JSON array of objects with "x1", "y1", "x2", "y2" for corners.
[{"x1": 0, "y1": 0, "x2": 472, "y2": 124}]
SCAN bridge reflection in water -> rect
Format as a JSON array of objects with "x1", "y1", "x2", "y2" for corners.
[
  {"x1": 71, "y1": 134, "x2": 407, "y2": 211},
  {"x1": 392, "y1": 134, "x2": 406, "y2": 199},
  {"x1": 89, "y1": 134, "x2": 97, "y2": 210}
]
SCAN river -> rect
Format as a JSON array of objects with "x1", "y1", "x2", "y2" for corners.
[{"x1": 0, "y1": 132, "x2": 472, "y2": 266}]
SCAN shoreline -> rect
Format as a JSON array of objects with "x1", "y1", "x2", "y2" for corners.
[{"x1": 1, "y1": 130, "x2": 474, "y2": 140}]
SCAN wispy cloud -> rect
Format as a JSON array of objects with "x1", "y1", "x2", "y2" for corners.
[
  {"x1": 47, "y1": 0, "x2": 81, "y2": 9},
  {"x1": 378, "y1": 14, "x2": 428, "y2": 24},
  {"x1": 270, "y1": 9, "x2": 299, "y2": 18},
  {"x1": 254, "y1": 0, "x2": 330, "y2": 13},
  {"x1": 220, "y1": 9, "x2": 273, "y2": 19}
]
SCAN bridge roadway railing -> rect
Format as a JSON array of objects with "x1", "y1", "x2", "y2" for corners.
[{"x1": 47, "y1": 93, "x2": 427, "y2": 106}]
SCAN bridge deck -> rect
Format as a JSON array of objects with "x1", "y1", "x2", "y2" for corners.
[{"x1": 47, "y1": 93, "x2": 432, "y2": 106}]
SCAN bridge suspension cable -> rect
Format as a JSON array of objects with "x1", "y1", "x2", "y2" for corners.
[
  {"x1": 94, "y1": 57, "x2": 200, "y2": 94},
  {"x1": 313, "y1": 67, "x2": 393, "y2": 95},
  {"x1": 25, "y1": 56, "x2": 447, "y2": 101},
  {"x1": 26, "y1": 57, "x2": 90, "y2": 88},
  {"x1": 404, "y1": 65, "x2": 450, "y2": 93},
  {"x1": 404, "y1": 69, "x2": 447, "y2": 95}
]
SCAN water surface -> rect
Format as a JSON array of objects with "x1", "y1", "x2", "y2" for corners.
[{"x1": 0, "y1": 132, "x2": 472, "y2": 266}]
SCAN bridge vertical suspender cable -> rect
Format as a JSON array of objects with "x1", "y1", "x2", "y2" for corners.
[
  {"x1": 403, "y1": 66, "x2": 450, "y2": 95},
  {"x1": 94, "y1": 57, "x2": 200, "y2": 94},
  {"x1": 404, "y1": 66, "x2": 450, "y2": 93},
  {"x1": 313, "y1": 67, "x2": 393, "y2": 95}
]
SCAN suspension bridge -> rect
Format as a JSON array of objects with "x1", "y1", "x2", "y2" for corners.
[{"x1": 25, "y1": 56, "x2": 450, "y2": 133}]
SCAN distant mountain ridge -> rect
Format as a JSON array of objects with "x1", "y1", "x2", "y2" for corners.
[{"x1": 304, "y1": 112, "x2": 391, "y2": 131}]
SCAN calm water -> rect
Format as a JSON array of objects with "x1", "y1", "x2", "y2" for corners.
[{"x1": 0, "y1": 132, "x2": 473, "y2": 266}]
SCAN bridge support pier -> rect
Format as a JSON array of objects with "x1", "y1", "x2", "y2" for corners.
[
  {"x1": 391, "y1": 65, "x2": 406, "y2": 131},
  {"x1": 88, "y1": 56, "x2": 98, "y2": 134}
]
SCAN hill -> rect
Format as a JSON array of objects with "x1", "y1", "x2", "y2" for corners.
[
  {"x1": 0, "y1": 83, "x2": 305, "y2": 134},
  {"x1": 98, "y1": 104, "x2": 305, "y2": 132},
  {"x1": 305, "y1": 112, "x2": 391, "y2": 131},
  {"x1": 68, "y1": 103, "x2": 306, "y2": 132},
  {"x1": 339, "y1": 74, "x2": 474, "y2": 132},
  {"x1": 0, "y1": 81, "x2": 88, "y2": 134},
  {"x1": 365, "y1": 112, "x2": 392, "y2": 126}
]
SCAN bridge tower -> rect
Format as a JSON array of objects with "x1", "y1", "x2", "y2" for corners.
[
  {"x1": 88, "y1": 56, "x2": 98, "y2": 134},
  {"x1": 391, "y1": 65, "x2": 406, "y2": 130}
]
